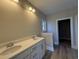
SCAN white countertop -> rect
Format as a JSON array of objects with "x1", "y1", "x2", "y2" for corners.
[{"x1": 0, "y1": 37, "x2": 44, "y2": 59}]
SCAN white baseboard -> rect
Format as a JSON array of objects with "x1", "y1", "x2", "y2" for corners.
[
  {"x1": 72, "y1": 45, "x2": 78, "y2": 50},
  {"x1": 47, "y1": 46, "x2": 54, "y2": 52},
  {"x1": 54, "y1": 42, "x2": 59, "y2": 45}
]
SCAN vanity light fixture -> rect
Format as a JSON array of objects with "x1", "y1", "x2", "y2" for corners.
[{"x1": 12, "y1": 0, "x2": 36, "y2": 13}]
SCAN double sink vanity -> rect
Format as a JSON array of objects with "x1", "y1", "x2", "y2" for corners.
[{"x1": 0, "y1": 37, "x2": 46, "y2": 59}]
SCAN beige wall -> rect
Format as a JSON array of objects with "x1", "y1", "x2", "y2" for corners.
[
  {"x1": 47, "y1": 9, "x2": 78, "y2": 49},
  {"x1": 0, "y1": 0, "x2": 45, "y2": 44}
]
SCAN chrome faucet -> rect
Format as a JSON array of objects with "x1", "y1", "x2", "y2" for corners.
[
  {"x1": 32, "y1": 35, "x2": 38, "y2": 40},
  {"x1": 6, "y1": 42, "x2": 14, "y2": 48}
]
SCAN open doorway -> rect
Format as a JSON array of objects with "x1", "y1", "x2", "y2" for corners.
[{"x1": 58, "y1": 19, "x2": 71, "y2": 47}]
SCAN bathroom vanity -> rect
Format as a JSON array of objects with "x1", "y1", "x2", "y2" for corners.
[{"x1": 0, "y1": 37, "x2": 46, "y2": 59}]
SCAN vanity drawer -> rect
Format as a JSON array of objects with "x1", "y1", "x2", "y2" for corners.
[
  {"x1": 31, "y1": 51, "x2": 39, "y2": 59},
  {"x1": 11, "y1": 48, "x2": 30, "y2": 59},
  {"x1": 12, "y1": 55, "x2": 30, "y2": 59},
  {"x1": 31, "y1": 43, "x2": 39, "y2": 53},
  {"x1": 22, "y1": 48, "x2": 31, "y2": 57}
]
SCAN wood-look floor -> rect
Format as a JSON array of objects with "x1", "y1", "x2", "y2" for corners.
[{"x1": 43, "y1": 42, "x2": 78, "y2": 59}]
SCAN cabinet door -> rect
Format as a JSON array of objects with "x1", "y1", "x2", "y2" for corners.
[
  {"x1": 31, "y1": 46, "x2": 39, "y2": 59},
  {"x1": 23, "y1": 55, "x2": 30, "y2": 59},
  {"x1": 42, "y1": 40, "x2": 46, "y2": 56},
  {"x1": 38, "y1": 42, "x2": 43, "y2": 59},
  {"x1": 38, "y1": 40, "x2": 46, "y2": 59},
  {"x1": 31, "y1": 52, "x2": 39, "y2": 59}
]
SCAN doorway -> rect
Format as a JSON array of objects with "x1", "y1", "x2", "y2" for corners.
[{"x1": 58, "y1": 19, "x2": 71, "y2": 46}]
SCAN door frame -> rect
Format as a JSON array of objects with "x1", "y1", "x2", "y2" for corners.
[{"x1": 56, "y1": 17, "x2": 74, "y2": 48}]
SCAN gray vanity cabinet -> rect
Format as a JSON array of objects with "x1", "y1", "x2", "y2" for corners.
[{"x1": 11, "y1": 39, "x2": 45, "y2": 59}]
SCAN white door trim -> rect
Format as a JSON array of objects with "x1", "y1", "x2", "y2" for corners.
[{"x1": 56, "y1": 17, "x2": 74, "y2": 48}]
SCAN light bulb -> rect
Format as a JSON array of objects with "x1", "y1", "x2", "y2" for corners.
[
  {"x1": 32, "y1": 9, "x2": 36, "y2": 13},
  {"x1": 13, "y1": 0, "x2": 19, "y2": 3},
  {"x1": 29, "y1": 7, "x2": 32, "y2": 11}
]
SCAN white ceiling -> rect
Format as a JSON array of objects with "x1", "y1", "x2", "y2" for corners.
[{"x1": 28, "y1": 0, "x2": 77, "y2": 15}]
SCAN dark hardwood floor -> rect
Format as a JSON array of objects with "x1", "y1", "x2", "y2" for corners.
[{"x1": 43, "y1": 42, "x2": 78, "y2": 59}]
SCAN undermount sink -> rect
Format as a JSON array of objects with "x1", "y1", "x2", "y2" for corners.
[{"x1": 0, "y1": 45, "x2": 21, "y2": 55}]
